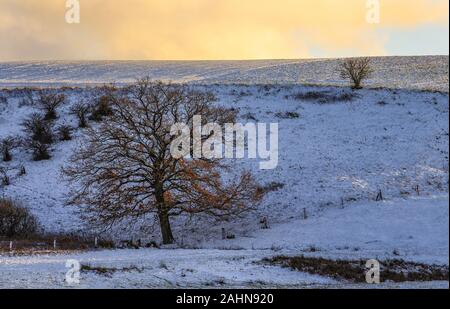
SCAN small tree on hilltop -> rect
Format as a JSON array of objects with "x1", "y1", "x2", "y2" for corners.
[
  {"x1": 63, "y1": 79, "x2": 263, "y2": 244},
  {"x1": 338, "y1": 57, "x2": 373, "y2": 89}
]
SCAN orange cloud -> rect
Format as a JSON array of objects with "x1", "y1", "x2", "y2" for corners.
[{"x1": 0, "y1": 0, "x2": 448, "y2": 60}]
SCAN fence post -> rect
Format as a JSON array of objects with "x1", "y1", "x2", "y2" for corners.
[
  {"x1": 53, "y1": 239, "x2": 57, "y2": 250},
  {"x1": 376, "y1": 190, "x2": 383, "y2": 201},
  {"x1": 94, "y1": 237, "x2": 98, "y2": 248},
  {"x1": 221, "y1": 228, "x2": 226, "y2": 240},
  {"x1": 9, "y1": 241, "x2": 13, "y2": 251}
]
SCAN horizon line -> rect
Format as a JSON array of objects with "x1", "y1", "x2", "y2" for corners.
[{"x1": 0, "y1": 54, "x2": 449, "y2": 63}]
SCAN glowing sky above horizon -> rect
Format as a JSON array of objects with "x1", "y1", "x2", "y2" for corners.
[{"x1": 0, "y1": 0, "x2": 448, "y2": 61}]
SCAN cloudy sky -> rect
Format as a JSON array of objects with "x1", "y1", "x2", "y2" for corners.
[{"x1": 0, "y1": 0, "x2": 448, "y2": 61}]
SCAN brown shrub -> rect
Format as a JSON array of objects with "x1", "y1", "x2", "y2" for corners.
[
  {"x1": 89, "y1": 95, "x2": 114, "y2": 121},
  {"x1": 0, "y1": 198, "x2": 38, "y2": 238},
  {"x1": 265, "y1": 255, "x2": 449, "y2": 283},
  {"x1": 21, "y1": 113, "x2": 54, "y2": 160},
  {"x1": 37, "y1": 92, "x2": 65, "y2": 120},
  {"x1": 0, "y1": 136, "x2": 18, "y2": 162},
  {"x1": 57, "y1": 125, "x2": 73, "y2": 141}
]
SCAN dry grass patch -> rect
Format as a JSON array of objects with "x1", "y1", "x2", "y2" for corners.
[
  {"x1": 80, "y1": 264, "x2": 142, "y2": 277},
  {"x1": 264, "y1": 255, "x2": 449, "y2": 283}
]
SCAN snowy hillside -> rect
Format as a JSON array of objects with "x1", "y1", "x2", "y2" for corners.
[
  {"x1": 0, "y1": 56, "x2": 448, "y2": 92},
  {"x1": 0, "y1": 60, "x2": 448, "y2": 288},
  {"x1": 1, "y1": 84, "x2": 448, "y2": 236}
]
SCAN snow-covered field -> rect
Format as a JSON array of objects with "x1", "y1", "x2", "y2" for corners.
[
  {"x1": 0, "y1": 57, "x2": 448, "y2": 288},
  {"x1": 1, "y1": 245, "x2": 448, "y2": 289},
  {"x1": 0, "y1": 196, "x2": 448, "y2": 288},
  {"x1": 0, "y1": 56, "x2": 448, "y2": 92}
]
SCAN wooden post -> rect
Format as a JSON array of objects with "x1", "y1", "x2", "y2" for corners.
[
  {"x1": 260, "y1": 217, "x2": 269, "y2": 229},
  {"x1": 221, "y1": 228, "x2": 226, "y2": 240},
  {"x1": 376, "y1": 190, "x2": 383, "y2": 201},
  {"x1": 94, "y1": 237, "x2": 98, "y2": 248},
  {"x1": 9, "y1": 241, "x2": 13, "y2": 251},
  {"x1": 303, "y1": 208, "x2": 307, "y2": 220},
  {"x1": 53, "y1": 239, "x2": 57, "y2": 250}
]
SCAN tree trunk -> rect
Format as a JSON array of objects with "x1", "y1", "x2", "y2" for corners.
[
  {"x1": 158, "y1": 211, "x2": 174, "y2": 244},
  {"x1": 155, "y1": 182, "x2": 174, "y2": 244}
]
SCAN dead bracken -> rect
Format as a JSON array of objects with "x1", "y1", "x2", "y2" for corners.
[
  {"x1": 80, "y1": 264, "x2": 142, "y2": 276},
  {"x1": 264, "y1": 255, "x2": 449, "y2": 283}
]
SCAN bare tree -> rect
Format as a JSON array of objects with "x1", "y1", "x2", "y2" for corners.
[
  {"x1": 57, "y1": 124, "x2": 73, "y2": 141},
  {"x1": 0, "y1": 136, "x2": 18, "y2": 162},
  {"x1": 70, "y1": 102, "x2": 90, "y2": 128},
  {"x1": 338, "y1": 57, "x2": 373, "y2": 89},
  {"x1": 0, "y1": 167, "x2": 10, "y2": 186},
  {"x1": 37, "y1": 92, "x2": 65, "y2": 120},
  {"x1": 21, "y1": 113, "x2": 54, "y2": 161},
  {"x1": 20, "y1": 88, "x2": 35, "y2": 107},
  {"x1": 63, "y1": 79, "x2": 263, "y2": 244}
]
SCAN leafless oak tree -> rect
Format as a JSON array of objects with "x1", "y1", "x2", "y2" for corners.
[
  {"x1": 338, "y1": 57, "x2": 373, "y2": 89},
  {"x1": 63, "y1": 79, "x2": 263, "y2": 244}
]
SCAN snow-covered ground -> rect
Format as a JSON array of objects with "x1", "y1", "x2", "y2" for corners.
[
  {"x1": 0, "y1": 58, "x2": 448, "y2": 288},
  {"x1": 0, "y1": 246, "x2": 448, "y2": 289},
  {"x1": 0, "y1": 56, "x2": 448, "y2": 92},
  {"x1": 207, "y1": 195, "x2": 449, "y2": 266},
  {"x1": 0, "y1": 249, "x2": 335, "y2": 289},
  {"x1": 0, "y1": 195, "x2": 448, "y2": 288}
]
